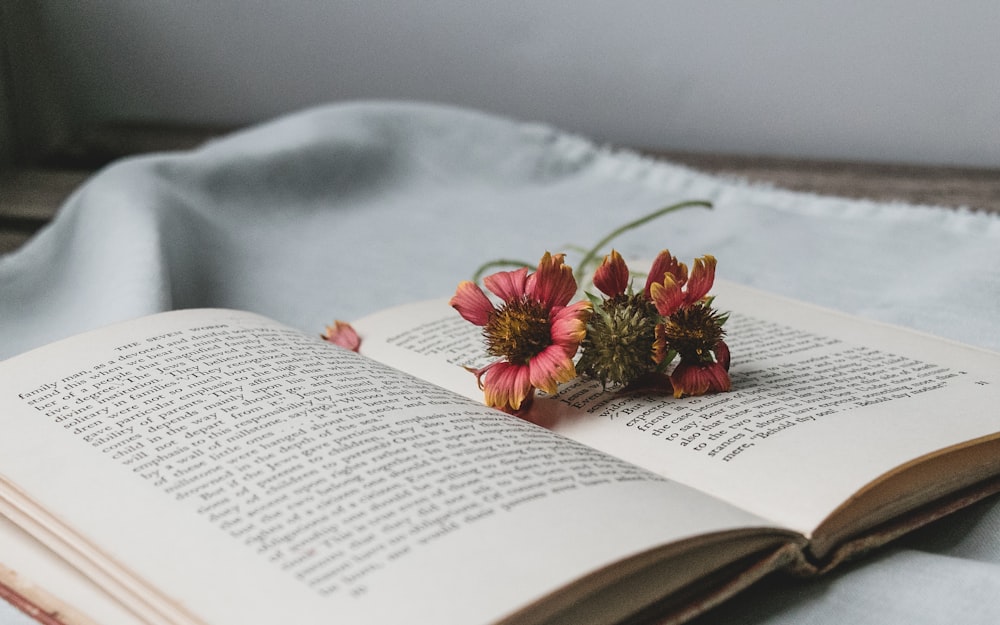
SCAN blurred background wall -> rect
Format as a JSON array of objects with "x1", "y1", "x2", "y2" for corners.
[{"x1": 5, "y1": 0, "x2": 1000, "y2": 167}]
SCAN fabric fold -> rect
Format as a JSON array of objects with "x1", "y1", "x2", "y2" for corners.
[{"x1": 1, "y1": 101, "x2": 999, "y2": 625}]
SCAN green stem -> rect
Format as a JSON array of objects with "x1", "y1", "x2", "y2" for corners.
[
  {"x1": 573, "y1": 200, "x2": 712, "y2": 284},
  {"x1": 472, "y1": 258, "x2": 534, "y2": 283}
]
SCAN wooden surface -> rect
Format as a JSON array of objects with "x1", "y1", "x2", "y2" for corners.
[
  {"x1": 1, "y1": 134, "x2": 998, "y2": 254},
  {"x1": 659, "y1": 151, "x2": 1000, "y2": 212},
  {"x1": 0, "y1": 169, "x2": 91, "y2": 252}
]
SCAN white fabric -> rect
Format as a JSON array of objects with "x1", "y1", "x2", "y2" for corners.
[{"x1": 2, "y1": 101, "x2": 999, "y2": 624}]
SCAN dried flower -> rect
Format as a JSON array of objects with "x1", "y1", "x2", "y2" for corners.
[
  {"x1": 321, "y1": 320, "x2": 361, "y2": 352},
  {"x1": 577, "y1": 250, "x2": 662, "y2": 388},
  {"x1": 326, "y1": 201, "x2": 738, "y2": 411},
  {"x1": 450, "y1": 252, "x2": 591, "y2": 413},
  {"x1": 648, "y1": 252, "x2": 718, "y2": 318},
  {"x1": 648, "y1": 251, "x2": 731, "y2": 397},
  {"x1": 578, "y1": 249, "x2": 731, "y2": 398}
]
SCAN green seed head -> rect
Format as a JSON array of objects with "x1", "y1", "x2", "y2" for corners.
[{"x1": 577, "y1": 293, "x2": 660, "y2": 388}]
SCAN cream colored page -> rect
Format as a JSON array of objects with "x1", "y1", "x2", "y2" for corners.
[
  {"x1": 353, "y1": 280, "x2": 1000, "y2": 535},
  {"x1": 0, "y1": 513, "x2": 141, "y2": 625},
  {"x1": 0, "y1": 309, "x2": 771, "y2": 625}
]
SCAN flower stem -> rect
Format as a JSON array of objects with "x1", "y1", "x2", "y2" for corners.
[
  {"x1": 472, "y1": 259, "x2": 534, "y2": 283},
  {"x1": 573, "y1": 200, "x2": 712, "y2": 284}
]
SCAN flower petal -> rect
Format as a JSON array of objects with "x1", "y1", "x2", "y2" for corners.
[
  {"x1": 527, "y1": 252, "x2": 577, "y2": 309},
  {"x1": 527, "y1": 345, "x2": 577, "y2": 395},
  {"x1": 593, "y1": 249, "x2": 630, "y2": 297},
  {"x1": 481, "y1": 361, "x2": 534, "y2": 412},
  {"x1": 645, "y1": 250, "x2": 687, "y2": 298},
  {"x1": 649, "y1": 273, "x2": 685, "y2": 317},
  {"x1": 321, "y1": 321, "x2": 361, "y2": 352},
  {"x1": 684, "y1": 255, "x2": 717, "y2": 305},
  {"x1": 652, "y1": 323, "x2": 670, "y2": 365},
  {"x1": 706, "y1": 361, "x2": 732, "y2": 392},
  {"x1": 549, "y1": 300, "x2": 591, "y2": 352},
  {"x1": 669, "y1": 361, "x2": 710, "y2": 398},
  {"x1": 714, "y1": 339, "x2": 731, "y2": 371},
  {"x1": 482, "y1": 267, "x2": 530, "y2": 302},
  {"x1": 670, "y1": 359, "x2": 731, "y2": 398},
  {"x1": 450, "y1": 281, "x2": 495, "y2": 326}
]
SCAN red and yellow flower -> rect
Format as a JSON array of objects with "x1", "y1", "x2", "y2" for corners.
[
  {"x1": 450, "y1": 253, "x2": 591, "y2": 413},
  {"x1": 648, "y1": 251, "x2": 731, "y2": 397},
  {"x1": 580, "y1": 249, "x2": 731, "y2": 397}
]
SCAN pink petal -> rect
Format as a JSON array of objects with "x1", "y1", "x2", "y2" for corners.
[
  {"x1": 593, "y1": 250, "x2": 630, "y2": 297},
  {"x1": 645, "y1": 250, "x2": 687, "y2": 298},
  {"x1": 483, "y1": 267, "x2": 530, "y2": 302},
  {"x1": 670, "y1": 360, "x2": 730, "y2": 398},
  {"x1": 527, "y1": 252, "x2": 577, "y2": 309},
  {"x1": 527, "y1": 345, "x2": 577, "y2": 395},
  {"x1": 714, "y1": 340, "x2": 731, "y2": 371},
  {"x1": 549, "y1": 301, "x2": 591, "y2": 351},
  {"x1": 706, "y1": 362, "x2": 732, "y2": 392},
  {"x1": 684, "y1": 255, "x2": 717, "y2": 304},
  {"x1": 649, "y1": 274, "x2": 685, "y2": 317},
  {"x1": 321, "y1": 321, "x2": 361, "y2": 352},
  {"x1": 669, "y1": 361, "x2": 710, "y2": 398},
  {"x1": 450, "y1": 281, "x2": 494, "y2": 326},
  {"x1": 482, "y1": 361, "x2": 534, "y2": 412},
  {"x1": 469, "y1": 360, "x2": 503, "y2": 390}
]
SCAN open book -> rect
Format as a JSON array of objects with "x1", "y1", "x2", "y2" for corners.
[{"x1": 1, "y1": 280, "x2": 999, "y2": 625}]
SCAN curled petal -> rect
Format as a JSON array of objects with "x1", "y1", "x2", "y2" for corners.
[
  {"x1": 549, "y1": 300, "x2": 592, "y2": 352},
  {"x1": 527, "y1": 345, "x2": 578, "y2": 395},
  {"x1": 450, "y1": 281, "x2": 495, "y2": 326},
  {"x1": 483, "y1": 267, "x2": 530, "y2": 302},
  {"x1": 321, "y1": 321, "x2": 361, "y2": 352},
  {"x1": 466, "y1": 364, "x2": 488, "y2": 390},
  {"x1": 480, "y1": 361, "x2": 534, "y2": 412},
  {"x1": 684, "y1": 255, "x2": 717, "y2": 305},
  {"x1": 527, "y1": 252, "x2": 578, "y2": 309},
  {"x1": 652, "y1": 323, "x2": 672, "y2": 366},
  {"x1": 593, "y1": 249, "x2": 630, "y2": 297},
  {"x1": 707, "y1": 362, "x2": 731, "y2": 392},
  {"x1": 645, "y1": 250, "x2": 687, "y2": 298},
  {"x1": 502, "y1": 390, "x2": 534, "y2": 415},
  {"x1": 649, "y1": 273, "x2": 686, "y2": 317},
  {"x1": 670, "y1": 360, "x2": 731, "y2": 398},
  {"x1": 714, "y1": 340, "x2": 731, "y2": 371}
]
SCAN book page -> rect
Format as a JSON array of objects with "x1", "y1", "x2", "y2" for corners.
[
  {"x1": 353, "y1": 280, "x2": 1000, "y2": 536},
  {"x1": 0, "y1": 309, "x2": 783, "y2": 625},
  {"x1": 0, "y1": 513, "x2": 141, "y2": 625}
]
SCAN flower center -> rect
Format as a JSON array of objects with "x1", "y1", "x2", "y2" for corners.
[
  {"x1": 660, "y1": 303, "x2": 726, "y2": 362},
  {"x1": 484, "y1": 297, "x2": 552, "y2": 365},
  {"x1": 578, "y1": 293, "x2": 659, "y2": 387}
]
